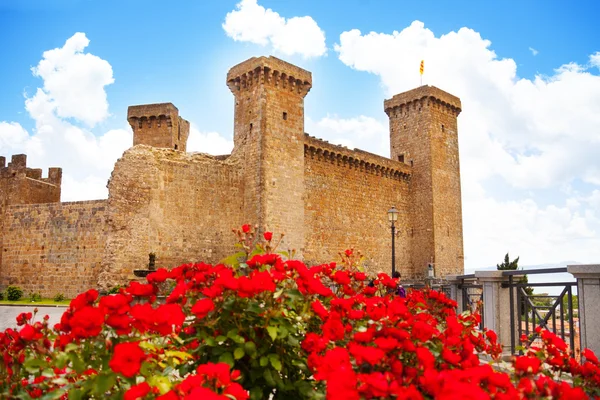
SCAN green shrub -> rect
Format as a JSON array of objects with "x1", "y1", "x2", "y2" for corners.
[
  {"x1": 6, "y1": 286, "x2": 23, "y2": 301},
  {"x1": 53, "y1": 293, "x2": 65, "y2": 302},
  {"x1": 108, "y1": 285, "x2": 121, "y2": 294},
  {"x1": 29, "y1": 292, "x2": 42, "y2": 302},
  {"x1": 0, "y1": 291, "x2": 4, "y2": 300}
]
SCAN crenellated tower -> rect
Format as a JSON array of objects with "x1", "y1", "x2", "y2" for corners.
[
  {"x1": 127, "y1": 103, "x2": 190, "y2": 152},
  {"x1": 0, "y1": 154, "x2": 62, "y2": 207},
  {"x1": 384, "y1": 85, "x2": 464, "y2": 277},
  {"x1": 227, "y1": 56, "x2": 312, "y2": 255}
]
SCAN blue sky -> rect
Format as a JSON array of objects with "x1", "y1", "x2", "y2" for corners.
[{"x1": 1, "y1": 0, "x2": 600, "y2": 271}]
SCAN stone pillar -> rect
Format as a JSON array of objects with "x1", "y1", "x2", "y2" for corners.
[
  {"x1": 567, "y1": 264, "x2": 600, "y2": 357},
  {"x1": 476, "y1": 271, "x2": 518, "y2": 356},
  {"x1": 445, "y1": 275, "x2": 464, "y2": 314}
]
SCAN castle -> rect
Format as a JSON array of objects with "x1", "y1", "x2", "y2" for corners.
[{"x1": 0, "y1": 56, "x2": 464, "y2": 298}]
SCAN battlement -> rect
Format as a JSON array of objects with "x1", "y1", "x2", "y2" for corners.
[
  {"x1": 0, "y1": 154, "x2": 62, "y2": 187},
  {"x1": 226, "y1": 56, "x2": 312, "y2": 98},
  {"x1": 127, "y1": 103, "x2": 190, "y2": 152},
  {"x1": 384, "y1": 85, "x2": 461, "y2": 117},
  {"x1": 304, "y1": 135, "x2": 411, "y2": 182}
]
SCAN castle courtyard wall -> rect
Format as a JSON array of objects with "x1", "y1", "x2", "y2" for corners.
[
  {"x1": 0, "y1": 200, "x2": 107, "y2": 298},
  {"x1": 97, "y1": 146, "x2": 244, "y2": 289},
  {"x1": 303, "y1": 136, "x2": 415, "y2": 277}
]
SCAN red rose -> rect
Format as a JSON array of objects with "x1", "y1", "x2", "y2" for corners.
[
  {"x1": 19, "y1": 324, "x2": 36, "y2": 341},
  {"x1": 264, "y1": 231, "x2": 273, "y2": 241},
  {"x1": 242, "y1": 224, "x2": 251, "y2": 233},
  {"x1": 124, "y1": 382, "x2": 151, "y2": 400},
  {"x1": 344, "y1": 249, "x2": 353, "y2": 257},
  {"x1": 109, "y1": 341, "x2": 146, "y2": 378},
  {"x1": 191, "y1": 298, "x2": 215, "y2": 320}
]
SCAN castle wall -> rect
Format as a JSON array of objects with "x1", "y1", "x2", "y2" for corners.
[
  {"x1": 97, "y1": 146, "x2": 244, "y2": 289},
  {"x1": 303, "y1": 136, "x2": 414, "y2": 277},
  {"x1": 0, "y1": 200, "x2": 107, "y2": 298}
]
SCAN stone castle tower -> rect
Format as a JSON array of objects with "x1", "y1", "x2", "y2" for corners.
[
  {"x1": 227, "y1": 57, "x2": 312, "y2": 257},
  {"x1": 0, "y1": 56, "x2": 464, "y2": 297},
  {"x1": 385, "y1": 86, "x2": 464, "y2": 277}
]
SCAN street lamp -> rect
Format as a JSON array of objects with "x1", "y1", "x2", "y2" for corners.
[{"x1": 388, "y1": 206, "x2": 399, "y2": 276}]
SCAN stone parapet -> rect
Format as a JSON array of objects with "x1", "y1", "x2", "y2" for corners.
[
  {"x1": 304, "y1": 135, "x2": 411, "y2": 182},
  {"x1": 227, "y1": 56, "x2": 312, "y2": 98},
  {"x1": 568, "y1": 264, "x2": 600, "y2": 357},
  {"x1": 384, "y1": 85, "x2": 462, "y2": 117}
]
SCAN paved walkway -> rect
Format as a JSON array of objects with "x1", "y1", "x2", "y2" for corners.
[{"x1": 0, "y1": 305, "x2": 66, "y2": 331}]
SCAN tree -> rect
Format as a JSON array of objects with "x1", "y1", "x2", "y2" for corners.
[
  {"x1": 496, "y1": 253, "x2": 520, "y2": 270},
  {"x1": 496, "y1": 253, "x2": 532, "y2": 316}
]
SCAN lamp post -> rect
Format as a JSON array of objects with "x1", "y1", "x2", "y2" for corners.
[{"x1": 388, "y1": 206, "x2": 399, "y2": 277}]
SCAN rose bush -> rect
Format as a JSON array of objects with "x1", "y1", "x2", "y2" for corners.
[{"x1": 0, "y1": 225, "x2": 599, "y2": 399}]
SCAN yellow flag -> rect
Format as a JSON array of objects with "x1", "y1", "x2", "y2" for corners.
[{"x1": 419, "y1": 60, "x2": 424, "y2": 75}]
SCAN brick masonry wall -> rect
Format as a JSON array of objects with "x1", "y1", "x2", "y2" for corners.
[
  {"x1": 0, "y1": 200, "x2": 107, "y2": 298},
  {"x1": 304, "y1": 136, "x2": 414, "y2": 277},
  {"x1": 97, "y1": 146, "x2": 244, "y2": 290}
]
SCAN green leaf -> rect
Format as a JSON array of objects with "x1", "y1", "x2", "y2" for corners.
[
  {"x1": 269, "y1": 354, "x2": 282, "y2": 371},
  {"x1": 267, "y1": 326, "x2": 278, "y2": 341},
  {"x1": 259, "y1": 356, "x2": 269, "y2": 367},
  {"x1": 24, "y1": 358, "x2": 47, "y2": 373},
  {"x1": 221, "y1": 251, "x2": 246, "y2": 266},
  {"x1": 273, "y1": 288, "x2": 284, "y2": 299},
  {"x1": 68, "y1": 352, "x2": 85, "y2": 374},
  {"x1": 244, "y1": 341, "x2": 257, "y2": 355},
  {"x1": 205, "y1": 337, "x2": 216, "y2": 346},
  {"x1": 263, "y1": 369, "x2": 276, "y2": 387},
  {"x1": 234, "y1": 347, "x2": 245, "y2": 360},
  {"x1": 277, "y1": 326, "x2": 289, "y2": 339},
  {"x1": 250, "y1": 387, "x2": 263, "y2": 400},
  {"x1": 68, "y1": 389, "x2": 83, "y2": 400},
  {"x1": 93, "y1": 373, "x2": 116, "y2": 396},
  {"x1": 215, "y1": 335, "x2": 227, "y2": 343},
  {"x1": 219, "y1": 352, "x2": 234, "y2": 367},
  {"x1": 148, "y1": 375, "x2": 172, "y2": 394}
]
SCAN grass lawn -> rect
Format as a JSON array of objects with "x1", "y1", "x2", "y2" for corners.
[{"x1": 0, "y1": 298, "x2": 70, "y2": 306}]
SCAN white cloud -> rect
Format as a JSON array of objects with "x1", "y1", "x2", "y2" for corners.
[
  {"x1": 1, "y1": 33, "x2": 234, "y2": 201},
  {"x1": 529, "y1": 47, "x2": 539, "y2": 56},
  {"x1": 30, "y1": 32, "x2": 114, "y2": 127},
  {"x1": 223, "y1": 0, "x2": 326, "y2": 58},
  {"x1": 187, "y1": 125, "x2": 234, "y2": 155},
  {"x1": 0, "y1": 33, "x2": 131, "y2": 201},
  {"x1": 591, "y1": 51, "x2": 600, "y2": 69},
  {"x1": 306, "y1": 115, "x2": 388, "y2": 155},
  {"x1": 333, "y1": 20, "x2": 600, "y2": 268}
]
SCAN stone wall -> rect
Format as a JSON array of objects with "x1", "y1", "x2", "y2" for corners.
[
  {"x1": 0, "y1": 200, "x2": 107, "y2": 298},
  {"x1": 98, "y1": 146, "x2": 244, "y2": 289},
  {"x1": 304, "y1": 136, "x2": 414, "y2": 277}
]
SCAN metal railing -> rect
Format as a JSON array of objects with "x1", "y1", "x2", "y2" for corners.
[
  {"x1": 502, "y1": 268, "x2": 577, "y2": 355},
  {"x1": 456, "y1": 274, "x2": 484, "y2": 329}
]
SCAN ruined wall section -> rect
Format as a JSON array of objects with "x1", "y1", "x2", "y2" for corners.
[
  {"x1": 304, "y1": 136, "x2": 414, "y2": 277},
  {"x1": 385, "y1": 86, "x2": 464, "y2": 277},
  {"x1": 0, "y1": 200, "x2": 107, "y2": 298},
  {"x1": 98, "y1": 146, "x2": 243, "y2": 289}
]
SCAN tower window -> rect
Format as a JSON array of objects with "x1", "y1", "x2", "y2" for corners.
[
  {"x1": 410, "y1": 160, "x2": 414, "y2": 167},
  {"x1": 441, "y1": 124, "x2": 445, "y2": 132},
  {"x1": 398, "y1": 154, "x2": 404, "y2": 163},
  {"x1": 283, "y1": 112, "x2": 288, "y2": 120},
  {"x1": 174, "y1": 144, "x2": 178, "y2": 150}
]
